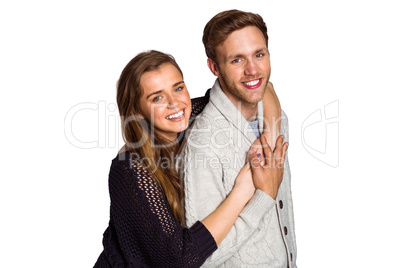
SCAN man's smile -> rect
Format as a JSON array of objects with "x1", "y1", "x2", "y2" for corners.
[{"x1": 242, "y1": 78, "x2": 262, "y2": 89}]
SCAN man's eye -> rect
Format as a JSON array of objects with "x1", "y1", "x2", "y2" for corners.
[
  {"x1": 152, "y1": 96, "x2": 162, "y2": 102},
  {"x1": 175, "y1": 87, "x2": 183, "y2": 92},
  {"x1": 232, "y1": 58, "x2": 241, "y2": 63},
  {"x1": 256, "y1": 53, "x2": 264, "y2": 58}
]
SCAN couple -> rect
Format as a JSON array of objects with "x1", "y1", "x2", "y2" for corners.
[{"x1": 94, "y1": 9, "x2": 297, "y2": 268}]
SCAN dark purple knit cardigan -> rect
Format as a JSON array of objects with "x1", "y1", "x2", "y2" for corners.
[{"x1": 94, "y1": 93, "x2": 216, "y2": 267}]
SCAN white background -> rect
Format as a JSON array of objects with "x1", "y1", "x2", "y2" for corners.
[{"x1": 1, "y1": 0, "x2": 401, "y2": 267}]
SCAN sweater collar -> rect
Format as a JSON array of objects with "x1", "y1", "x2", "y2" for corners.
[{"x1": 209, "y1": 79, "x2": 264, "y2": 144}]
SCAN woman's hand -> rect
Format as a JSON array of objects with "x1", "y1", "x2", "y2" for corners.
[
  {"x1": 248, "y1": 135, "x2": 288, "y2": 200},
  {"x1": 202, "y1": 157, "x2": 255, "y2": 246},
  {"x1": 232, "y1": 162, "x2": 255, "y2": 202}
]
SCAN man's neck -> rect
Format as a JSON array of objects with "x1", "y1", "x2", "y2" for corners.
[
  {"x1": 220, "y1": 87, "x2": 258, "y2": 121},
  {"x1": 232, "y1": 99, "x2": 258, "y2": 121}
]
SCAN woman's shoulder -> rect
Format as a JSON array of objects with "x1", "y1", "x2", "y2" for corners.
[
  {"x1": 109, "y1": 148, "x2": 149, "y2": 179},
  {"x1": 108, "y1": 149, "x2": 163, "y2": 201},
  {"x1": 190, "y1": 89, "x2": 210, "y2": 118}
]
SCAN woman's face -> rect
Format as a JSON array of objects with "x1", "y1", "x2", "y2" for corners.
[{"x1": 138, "y1": 63, "x2": 191, "y2": 141}]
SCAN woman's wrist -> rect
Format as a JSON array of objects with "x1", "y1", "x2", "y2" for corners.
[{"x1": 230, "y1": 185, "x2": 255, "y2": 208}]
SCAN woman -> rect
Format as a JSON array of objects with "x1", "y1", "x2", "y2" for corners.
[{"x1": 94, "y1": 50, "x2": 287, "y2": 267}]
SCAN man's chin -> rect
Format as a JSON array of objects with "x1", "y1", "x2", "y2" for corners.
[{"x1": 243, "y1": 91, "x2": 265, "y2": 104}]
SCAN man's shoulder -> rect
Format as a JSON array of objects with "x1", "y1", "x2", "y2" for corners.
[
  {"x1": 178, "y1": 102, "x2": 230, "y2": 156},
  {"x1": 281, "y1": 109, "x2": 289, "y2": 125},
  {"x1": 186, "y1": 102, "x2": 224, "y2": 138},
  {"x1": 280, "y1": 109, "x2": 290, "y2": 142}
]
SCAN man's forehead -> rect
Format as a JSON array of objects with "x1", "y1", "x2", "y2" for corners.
[{"x1": 215, "y1": 26, "x2": 267, "y2": 59}]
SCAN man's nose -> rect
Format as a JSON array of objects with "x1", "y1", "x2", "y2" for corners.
[{"x1": 244, "y1": 60, "x2": 258, "y2": 76}]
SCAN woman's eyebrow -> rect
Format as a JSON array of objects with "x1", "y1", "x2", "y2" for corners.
[{"x1": 146, "y1": 90, "x2": 163, "y2": 99}]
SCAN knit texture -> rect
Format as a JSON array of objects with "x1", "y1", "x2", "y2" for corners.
[
  {"x1": 94, "y1": 93, "x2": 216, "y2": 268},
  {"x1": 178, "y1": 80, "x2": 297, "y2": 267}
]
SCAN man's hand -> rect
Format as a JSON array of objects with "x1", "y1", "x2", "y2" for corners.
[{"x1": 248, "y1": 135, "x2": 288, "y2": 200}]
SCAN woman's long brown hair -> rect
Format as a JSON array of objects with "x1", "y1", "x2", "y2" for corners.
[{"x1": 116, "y1": 50, "x2": 185, "y2": 224}]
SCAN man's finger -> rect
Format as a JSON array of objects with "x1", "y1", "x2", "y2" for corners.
[
  {"x1": 261, "y1": 135, "x2": 273, "y2": 167},
  {"x1": 273, "y1": 135, "x2": 284, "y2": 155}
]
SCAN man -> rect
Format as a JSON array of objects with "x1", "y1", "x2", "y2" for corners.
[{"x1": 179, "y1": 10, "x2": 297, "y2": 267}]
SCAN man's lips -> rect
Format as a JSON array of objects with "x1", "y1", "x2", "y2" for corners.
[{"x1": 242, "y1": 78, "x2": 262, "y2": 90}]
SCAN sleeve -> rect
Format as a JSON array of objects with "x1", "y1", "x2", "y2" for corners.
[
  {"x1": 190, "y1": 89, "x2": 210, "y2": 119},
  {"x1": 180, "y1": 143, "x2": 277, "y2": 266},
  {"x1": 107, "y1": 156, "x2": 217, "y2": 267}
]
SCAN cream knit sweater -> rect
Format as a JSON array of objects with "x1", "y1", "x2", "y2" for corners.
[{"x1": 178, "y1": 79, "x2": 297, "y2": 267}]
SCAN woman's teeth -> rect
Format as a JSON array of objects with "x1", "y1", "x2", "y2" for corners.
[{"x1": 166, "y1": 110, "x2": 184, "y2": 119}]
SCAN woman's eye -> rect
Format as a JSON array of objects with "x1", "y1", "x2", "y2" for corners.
[
  {"x1": 175, "y1": 86, "x2": 183, "y2": 92},
  {"x1": 152, "y1": 96, "x2": 162, "y2": 102}
]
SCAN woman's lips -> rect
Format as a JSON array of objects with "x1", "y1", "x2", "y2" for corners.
[{"x1": 166, "y1": 109, "x2": 185, "y2": 121}]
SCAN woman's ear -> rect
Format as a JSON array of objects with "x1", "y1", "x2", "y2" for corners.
[
  {"x1": 135, "y1": 113, "x2": 144, "y2": 120},
  {"x1": 207, "y1": 58, "x2": 220, "y2": 77}
]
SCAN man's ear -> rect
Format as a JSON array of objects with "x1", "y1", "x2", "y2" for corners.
[{"x1": 207, "y1": 58, "x2": 220, "y2": 77}]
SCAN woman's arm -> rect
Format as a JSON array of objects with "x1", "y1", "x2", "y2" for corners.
[
  {"x1": 262, "y1": 82, "x2": 281, "y2": 149},
  {"x1": 201, "y1": 163, "x2": 255, "y2": 245},
  {"x1": 106, "y1": 152, "x2": 254, "y2": 267},
  {"x1": 107, "y1": 154, "x2": 217, "y2": 267}
]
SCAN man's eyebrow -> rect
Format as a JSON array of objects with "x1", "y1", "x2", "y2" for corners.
[
  {"x1": 255, "y1": 47, "x2": 268, "y2": 54},
  {"x1": 226, "y1": 47, "x2": 268, "y2": 61},
  {"x1": 227, "y1": 54, "x2": 243, "y2": 61},
  {"x1": 146, "y1": 90, "x2": 163, "y2": 99},
  {"x1": 172, "y1": 81, "x2": 184, "y2": 88}
]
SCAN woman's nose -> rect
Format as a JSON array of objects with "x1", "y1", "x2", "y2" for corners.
[{"x1": 167, "y1": 96, "x2": 178, "y2": 108}]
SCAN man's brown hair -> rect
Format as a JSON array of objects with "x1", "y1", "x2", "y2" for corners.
[{"x1": 202, "y1": 9, "x2": 268, "y2": 63}]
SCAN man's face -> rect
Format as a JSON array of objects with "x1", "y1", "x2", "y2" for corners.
[{"x1": 213, "y1": 26, "x2": 271, "y2": 106}]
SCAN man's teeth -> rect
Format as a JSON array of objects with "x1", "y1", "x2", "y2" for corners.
[
  {"x1": 166, "y1": 110, "x2": 184, "y2": 119},
  {"x1": 244, "y1": 79, "x2": 260, "y2": 86}
]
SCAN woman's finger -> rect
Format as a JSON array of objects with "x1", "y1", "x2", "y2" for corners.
[
  {"x1": 250, "y1": 136, "x2": 263, "y2": 152},
  {"x1": 248, "y1": 148, "x2": 263, "y2": 170},
  {"x1": 241, "y1": 160, "x2": 251, "y2": 171}
]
